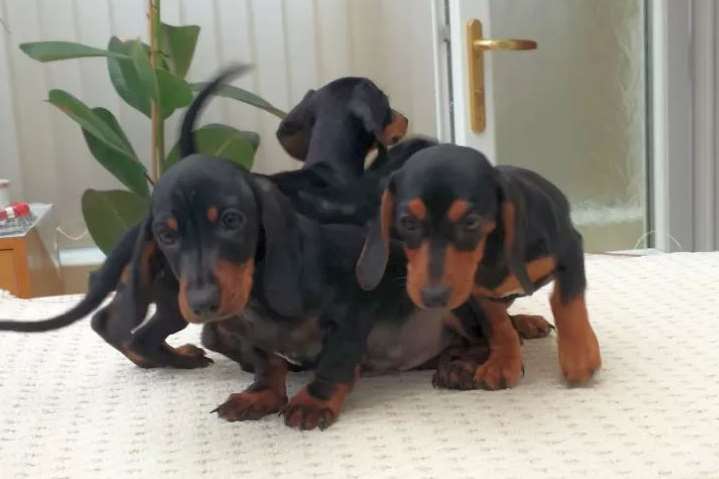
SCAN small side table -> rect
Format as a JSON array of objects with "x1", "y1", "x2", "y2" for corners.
[{"x1": 0, "y1": 204, "x2": 63, "y2": 298}]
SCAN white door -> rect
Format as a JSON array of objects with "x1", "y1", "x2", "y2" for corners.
[{"x1": 445, "y1": 0, "x2": 653, "y2": 253}]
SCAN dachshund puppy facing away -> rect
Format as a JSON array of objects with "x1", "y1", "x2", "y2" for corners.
[
  {"x1": 356, "y1": 144, "x2": 601, "y2": 389},
  {"x1": 274, "y1": 77, "x2": 408, "y2": 186}
]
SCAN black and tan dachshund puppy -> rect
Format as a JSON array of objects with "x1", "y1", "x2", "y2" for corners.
[
  {"x1": 0, "y1": 66, "x2": 410, "y2": 430},
  {"x1": 0, "y1": 152, "x2": 379, "y2": 429},
  {"x1": 356, "y1": 144, "x2": 601, "y2": 389}
]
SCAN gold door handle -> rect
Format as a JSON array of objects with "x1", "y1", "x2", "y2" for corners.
[
  {"x1": 466, "y1": 19, "x2": 537, "y2": 133},
  {"x1": 474, "y1": 38, "x2": 537, "y2": 51}
]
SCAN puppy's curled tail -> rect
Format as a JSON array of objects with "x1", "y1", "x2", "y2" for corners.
[
  {"x1": 179, "y1": 64, "x2": 253, "y2": 158},
  {"x1": 0, "y1": 224, "x2": 139, "y2": 332}
]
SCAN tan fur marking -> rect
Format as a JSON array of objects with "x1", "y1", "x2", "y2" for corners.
[
  {"x1": 166, "y1": 217, "x2": 178, "y2": 231},
  {"x1": 407, "y1": 198, "x2": 427, "y2": 220},
  {"x1": 283, "y1": 378, "x2": 356, "y2": 430},
  {"x1": 215, "y1": 259, "x2": 255, "y2": 318},
  {"x1": 214, "y1": 356, "x2": 289, "y2": 421},
  {"x1": 405, "y1": 241, "x2": 430, "y2": 307},
  {"x1": 380, "y1": 110, "x2": 408, "y2": 145},
  {"x1": 177, "y1": 259, "x2": 254, "y2": 324},
  {"x1": 550, "y1": 290, "x2": 601, "y2": 385},
  {"x1": 447, "y1": 199, "x2": 470, "y2": 222},
  {"x1": 178, "y1": 279, "x2": 197, "y2": 323},
  {"x1": 441, "y1": 240, "x2": 488, "y2": 308},
  {"x1": 405, "y1": 236, "x2": 492, "y2": 310},
  {"x1": 207, "y1": 207, "x2": 219, "y2": 223},
  {"x1": 472, "y1": 299, "x2": 523, "y2": 389},
  {"x1": 138, "y1": 242, "x2": 157, "y2": 288}
]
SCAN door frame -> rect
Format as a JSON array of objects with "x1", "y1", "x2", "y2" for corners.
[
  {"x1": 434, "y1": 0, "x2": 712, "y2": 252},
  {"x1": 652, "y1": 0, "x2": 717, "y2": 252}
]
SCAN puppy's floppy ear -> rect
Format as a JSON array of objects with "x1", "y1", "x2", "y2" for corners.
[
  {"x1": 250, "y1": 177, "x2": 304, "y2": 317},
  {"x1": 119, "y1": 215, "x2": 160, "y2": 323},
  {"x1": 356, "y1": 178, "x2": 395, "y2": 291},
  {"x1": 495, "y1": 171, "x2": 534, "y2": 295},
  {"x1": 349, "y1": 82, "x2": 408, "y2": 147},
  {"x1": 277, "y1": 89, "x2": 315, "y2": 160}
]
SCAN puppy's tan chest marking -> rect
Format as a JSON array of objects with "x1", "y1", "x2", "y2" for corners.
[{"x1": 474, "y1": 256, "x2": 556, "y2": 299}]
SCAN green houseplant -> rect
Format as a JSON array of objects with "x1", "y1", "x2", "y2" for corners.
[{"x1": 20, "y1": 0, "x2": 285, "y2": 254}]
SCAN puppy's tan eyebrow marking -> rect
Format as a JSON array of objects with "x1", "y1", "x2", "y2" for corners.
[
  {"x1": 166, "y1": 218, "x2": 178, "y2": 231},
  {"x1": 207, "y1": 207, "x2": 219, "y2": 223},
  {"x1": 407, "y1": 198, "x2": 427, "y2": 220},
  {"x1": 447, "y1": 199, "x2": 470, "y2": 222}
]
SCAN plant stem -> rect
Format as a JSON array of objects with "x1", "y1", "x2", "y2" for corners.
[{"x1": 148, "y1": 0, "x2": 163, "y2": 181}]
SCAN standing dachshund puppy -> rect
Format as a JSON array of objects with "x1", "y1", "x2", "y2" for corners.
[{"x1": 356, "y1": 144, "x2": 601, "y2": 389}]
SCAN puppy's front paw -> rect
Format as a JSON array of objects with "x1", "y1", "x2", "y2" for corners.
[
  {"x1": 558, "y1": 331, "x2": 601, "y2": 385},
  {"x1": 473, "y1": 352, "x2": 524, "y2": 390},
  {"x1": 281, "y1": 384, "x2": 349, "y2": 431},
  {"x1": 213, "y1": 390, "x2": 288, "y2": 421}
]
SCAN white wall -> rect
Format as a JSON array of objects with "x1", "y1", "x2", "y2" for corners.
[{"x1": 0, "y1": 0, "x2": 439, "y2": 248}]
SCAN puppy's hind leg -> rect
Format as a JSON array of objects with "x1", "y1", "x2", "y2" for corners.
[{"x1": 93, "y1": 276, "x2": 212, "y2": 369}]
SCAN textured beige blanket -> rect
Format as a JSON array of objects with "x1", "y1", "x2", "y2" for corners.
[{"x1": 1, "y1": 253, "x2": 718, "y2": 478}]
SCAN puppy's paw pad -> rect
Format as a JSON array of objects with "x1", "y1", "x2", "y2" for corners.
[{"x1": 213, "y1": 390, "x2": 287, "y2": 422}]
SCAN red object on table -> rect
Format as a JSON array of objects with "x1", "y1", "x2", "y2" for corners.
[{"x1": 0, "y1": 202, "x2": 31, "y2": 222}]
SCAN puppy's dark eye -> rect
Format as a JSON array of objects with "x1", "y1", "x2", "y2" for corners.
[
  {"x1": 156, "y1": 228, "x2": 178, "y2": 245},
  {"x1": 221, "y1": 210, "x2": 246, "y2": 230},
  {"x1": 461, "y1": 214, "x2": 483, "y2": 232},
  {"x1": 400, "y1": 215, "x2": 421, "y2": 232}
]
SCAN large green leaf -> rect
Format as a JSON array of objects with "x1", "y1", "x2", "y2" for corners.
[
  {"x1": 165, "y1": 124, "x2": 257, "y2": 172},
  {"x1": 82, "y1": 189, "x2": 149, "y2": 254},
  {"x1": 107, "y1": 37, "x2": 192, "y2": 119},
  {"x1": 190, "y1": 82, "x2": 287, "y2": 119},
  {"x1": 107, "y1": 37, "x2": 151, "y2": 117},
  {"x1": 82, "y1": 108, "x2": 149, "y2": 198},
  {"x1": 130, "y1": 40, "x2": 158, "y2": 102},
  {"x1": 160, "y1": 23, "x2": 199, "y2": 79},
  {"x1": 47, "y1": 89, "x2": 132, "y2": 157},
  {"x1": 20, "y1": 41, "x2": 128, "y2": 62},
  {"x1": 157, "y1": 68, "x2": 193, "y2": 118}
]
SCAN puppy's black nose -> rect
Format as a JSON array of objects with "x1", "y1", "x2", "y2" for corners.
[
  {"x1": 188, "y1": 286, "x2": 220, "y2": 317},
  {"x1": 421, "y1": 285, "x2": 450, "y2": 308}
]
